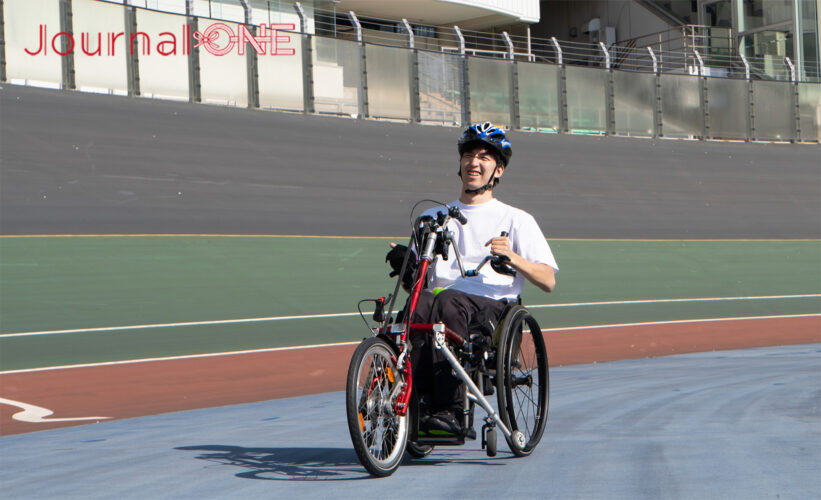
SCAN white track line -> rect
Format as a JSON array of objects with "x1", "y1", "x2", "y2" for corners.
[
  {"x1": 1, "y1": 313, "x2": 818, "y2": 375},
  {"x1": 1, "y1": 294, "x2": 818, "y2": 338}
]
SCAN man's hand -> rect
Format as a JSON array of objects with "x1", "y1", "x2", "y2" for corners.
[
  {"x1": 484, "y1": 235, "x2": 556, "y2": 293},
  {"x1": 485, "y1": 235, "x2": 515, "y2": 260}
]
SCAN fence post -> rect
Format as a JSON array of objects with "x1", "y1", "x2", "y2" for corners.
[
  {"x1": 403, "y1": 19, "x2": 420, "y2": 123},
  {"x1": 239, "y1": 0, "x2": 259, "y2": 109},
  {"x1": 0, "y1": 0, "x2": 5, "y2": 83},
  {"x1": 503, "y1": 31, "x2": 519, "y2": 129},
  {"x1": 59, "y1": 0, "x2": 76, "y2": 90},
  {"x1": 648, "y1": 47, "x2": 661, "y2": 138},
  {"x1": 786, "y1": 57, "x2": 799, "y2": 142},
  {"x1": 186, "y1": 1, "x2": 200, "y2": 103},
  {"x1": 694, "y1": 49, "x2": 706, "y2": 140},
  {"x1": 123, "y1": 2, "x2": 140, "y2": 97},
  {"x1": 551, "y1": 37, "x2": 567, "y2": 133},
  {"x1": 347, "y1": 11, "x2": 368, "y2": 119},
  {"x1": 455, "y1": 26, "x2": 470, "y2": 126},
  {"x1": 600, "y1": 41, "x2": 614, "y2": 135},
  {"x1": 294, "y1": 2, "x2": 314, "y2": 114},
  {"x1": 739, "y1": 52, "x2": 752, "y2": 142}
]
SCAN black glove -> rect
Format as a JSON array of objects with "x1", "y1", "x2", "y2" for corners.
[{"x1": 385, "y1": 244, "x2": 418, "y2": 290}]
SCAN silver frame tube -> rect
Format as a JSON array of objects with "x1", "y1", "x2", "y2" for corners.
[{"x1": 433, "y1": 328, "x2": 513, "y2": 440}]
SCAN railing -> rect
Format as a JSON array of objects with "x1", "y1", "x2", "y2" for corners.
[{"x1": 1, "y1": 0, "x2": 819, "y2": 143}]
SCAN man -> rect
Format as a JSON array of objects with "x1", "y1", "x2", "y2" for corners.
[{"x1": 388, "y1": 122, "x2": 558, "y2": 434}]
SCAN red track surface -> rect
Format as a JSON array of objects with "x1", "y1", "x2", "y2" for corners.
[{"x1": 1, "y1": 315, "x2": 818, "y2": 436}]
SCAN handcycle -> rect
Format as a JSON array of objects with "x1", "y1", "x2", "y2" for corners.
[{"x1": 345, "y1": 201, "x2": 550, "y2": 477}]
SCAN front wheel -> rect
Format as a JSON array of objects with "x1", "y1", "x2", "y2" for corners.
[
  {"x1": 495, "y1": 306, "x2": 549, "y2": 457},
  {"x1": 346, "y1": 337, "x2": 408, "y2": 477}
]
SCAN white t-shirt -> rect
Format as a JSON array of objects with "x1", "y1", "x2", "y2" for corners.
[{"x1": 421, "y1": 199, "x2": 558, "y2": 301}]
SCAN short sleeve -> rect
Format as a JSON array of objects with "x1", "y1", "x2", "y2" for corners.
[{"x1": 512, "y1": 212, "x2": 559, "y2": 272}]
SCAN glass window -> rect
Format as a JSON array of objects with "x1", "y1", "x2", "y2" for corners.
[
  {"x1": 517, "y1": 61, "x2": 559, "y2": 132},
  {"x1": 72, "y1": 0, "x2": 129, "y2": 94},
  {"x1": 417, "y1": 51, "x2": 463, "y2": 125},
  {"x1": 798, "y1": 82, "x2": 821, "y2": 141},
  {"x1": 660, "y1": 74, "x2": 702, "y2": 138},
  {"x1": 198, "y1": 19, "x2": 248, "y2": 107},
  {"x1": 613, "y1": 70, "x2": 655, "y2": 137},
  {"x1": 565, "y1": 65, "x2": 607, "y2": 133},
  {"x1": 311, "y1": 36, "x2": 360, "y2": 116},
  {"x1": 258, "y1": 31, "x2": 304, "y2": 111},
  {"x1": 365, "y1": 44, "x2": 411, "y2": 120},
  {"x1": 752, "y1": 80, "x2": 795, "y2": 141},
  {"x1": 707, "y1": 77, "x2": 747, "y2": 140},
  {"x1": 135, "y1": 8, "x2": 189, "y2": 100},
  {"x1": 3, "y1": 0, "x2": 62, "y2": 87},
  {"x1": 740, "y1": 0, "x2": 793, "y2": 32},
  {"x1": 468, "y1": 56, "x2": 512, "y2": 127}
]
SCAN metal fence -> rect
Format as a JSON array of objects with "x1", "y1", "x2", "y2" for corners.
[{"x1": 2, "y1": 0, "x2": 819, "y2": 142}]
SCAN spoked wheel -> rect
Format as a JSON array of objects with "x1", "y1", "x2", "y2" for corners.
[
  {"x1": 346, "y1": 337, "x2": 408, "y2": 477},
  {"x1": 495, "y1": 306, "x2": 549, "y2": 457}
]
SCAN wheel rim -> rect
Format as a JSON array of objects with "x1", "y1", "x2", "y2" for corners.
[
  {"x1": 505, "y1": 315, "x2": 548, "y2": 449},
  {"x1": 354, "y1": 344, "x2": 407, "y2": 467}
]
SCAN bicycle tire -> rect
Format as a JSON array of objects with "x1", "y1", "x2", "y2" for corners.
[{"x1": 346, "y1": 337, "x2": 408, "y2": 476}]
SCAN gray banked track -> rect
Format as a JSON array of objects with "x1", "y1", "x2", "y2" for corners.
[{"x1": 1, "y1": 84, "x2": 819, "y2": 238}]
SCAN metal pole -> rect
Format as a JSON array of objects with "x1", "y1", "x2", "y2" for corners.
[
  {"x1": 239, "y1": 0, "x2": 258, "y2": 108},
  {"x1": 294, "y1": 2, "x2": 314, "y2": 114},
  {"x1": 551, "y1": 37, "x2": 567, "y2": 133},
  {"x1": 347, "y1": 10, "x2": 362, "y2": 42},
  {"x1": 348, "y1": 11, "x2": 368, "y2": 119},
  {"x1": 186, "y1": 0, "x2": 200, "y2": 102},
  {"x1": 648, "y1": 47, "x2": 661, "y2": 138},
  {"x1": 785, "y1": 56, "x2": 798, "y2": 142},
  {"x1": 503, "y1": 31, "x2": 518, "y2": 129},
  {"x1": 527, "y1": 26, "x2": 532, "y2": 62},
  {"x1": 502, "y1": 31, "x2": 514, "y2": 60},
  {"x1": 740, "y1": 53, "x2": 752, "y2": 142},
  {"x1": 124, "y1": 2, "x2": 140, "y2": 97},
  {"x1": 694, "y1": 48, "x2": 706, "y2": 139},
  {"x1": 59, "y1": 0, "x2": 76, "y2": 90},
  {"x1": 600, "y1": 41, "x2": 613, "y2": 135},
  {"x1": 403, "y1": 19, "x2": 420, "y2": 123},
  {"x1": 455, "y1": 26, "x2": 470, "y2": 126}
]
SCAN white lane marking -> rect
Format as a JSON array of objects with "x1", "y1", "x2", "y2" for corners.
[
  {"x1": 1, "y1": 294, "x2": 818, "y2": 338},
  {"x1": 1, "y1": 314, "x2": 818, "y2": 376},
  {"x1": 0, "y1": 397, "x2": 110, "y2": 423}
]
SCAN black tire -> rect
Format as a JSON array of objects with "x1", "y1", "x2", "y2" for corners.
[
  {"x1": 346, "y1": 337, "x2": 408, "y2": 477},
  {"x1": 406, "y1": 441, "x2": 434, "y2": 458},
  {"x1": 495, "y1": 306, "x2": 549, "y2": 457}
]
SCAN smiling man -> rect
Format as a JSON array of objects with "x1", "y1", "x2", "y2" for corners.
[{"x1": 387, "y1": 122, "x2": 559, "y2": 435}]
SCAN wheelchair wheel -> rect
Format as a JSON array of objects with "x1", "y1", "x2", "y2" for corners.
[
  {"x1": 346, "y1": 337, "x2": 408, "y2": 477},
  {"x1": 495, "y1": 306, "x2": 549, "y2": 457}
]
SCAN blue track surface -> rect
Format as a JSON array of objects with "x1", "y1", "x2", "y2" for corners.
[{"x1": 2, "y1": 344, "x2": 819, "y2": 499}]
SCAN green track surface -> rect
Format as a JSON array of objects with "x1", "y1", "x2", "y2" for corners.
[{"x1": 1, "y1": 236, "x2": 819, "y2": 371}]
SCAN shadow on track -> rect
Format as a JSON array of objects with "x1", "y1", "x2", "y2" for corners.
[
  {"x1": 175, "y1": 444, "x2": 508, "y2": 480},
  {"x1": 175, "y1": 445, "x2": 372, "y2": 480}
]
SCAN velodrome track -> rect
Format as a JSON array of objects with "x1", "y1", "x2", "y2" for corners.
[
  {"x1": 1, "y1": 345, "x2": 819, "y2": 498},
  {"x1": 0, "y1": 83, "x2": 819, "y2": 496}
]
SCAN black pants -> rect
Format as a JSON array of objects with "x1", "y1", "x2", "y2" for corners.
[{"x1": 408, "y1": 289, "x2": 508, "y2": 410}]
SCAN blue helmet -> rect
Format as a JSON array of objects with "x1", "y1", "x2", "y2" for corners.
[{"x1": 457, "y1": 122, "x2": 512, "y2": 166}]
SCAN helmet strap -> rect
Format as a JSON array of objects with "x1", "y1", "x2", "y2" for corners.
[{"x1": 462, "y1": 164, "x2": 500, "y2": 195}]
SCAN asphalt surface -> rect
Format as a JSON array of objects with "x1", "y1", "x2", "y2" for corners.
[
  {"x1": 1, "y1": 344, "x2": 818, "y2": 499},
  {"x1": 1, "y1": 84, "x2": 819, "y2": 238}
]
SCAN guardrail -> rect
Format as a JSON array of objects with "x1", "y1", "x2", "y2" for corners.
[{"x1": 1, "y1": 0, "x2": 819, "y2": 142}]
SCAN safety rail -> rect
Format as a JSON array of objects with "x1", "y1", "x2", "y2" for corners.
[{"x1": 2, "y1": 0, "x2": 819, "y2": 143}]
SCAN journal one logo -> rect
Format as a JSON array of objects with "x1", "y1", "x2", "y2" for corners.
[{"x1": 24, "y1": 23, "x2": 296, "y2": 57}]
